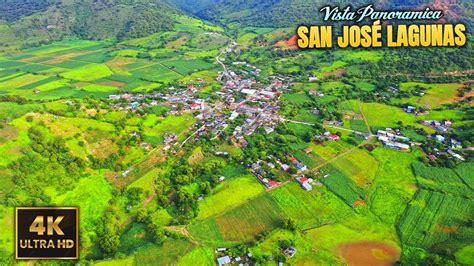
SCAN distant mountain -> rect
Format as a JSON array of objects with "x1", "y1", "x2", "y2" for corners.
[
  {"x1": 1, "y1": 0, "x2": 472, "y2": 50},
  {"x1": 171, "y1": 0, "x2": 347, "y2": 27},
  {"x1": 170, "y1": 0, "x2": 473, "y2": 28},
  {"x1": 0, "y1": 0, "x2": 179, "y2": 48}
]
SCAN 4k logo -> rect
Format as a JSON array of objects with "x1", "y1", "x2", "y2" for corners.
[{"x1": 16, "y1": 207, "x2": 78, "y2": 259}]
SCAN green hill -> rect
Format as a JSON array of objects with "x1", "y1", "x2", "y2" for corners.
[
  {"x1": 171, "y1": 0, "x2": 474, "y2": 28},
  {"x1": 0, "y1": 0, "x2": 179, "y2": 50}
]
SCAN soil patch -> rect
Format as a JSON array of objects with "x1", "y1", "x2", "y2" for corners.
[{"x1": 338, "y1": 241, "x2": 400, "y2": 266}]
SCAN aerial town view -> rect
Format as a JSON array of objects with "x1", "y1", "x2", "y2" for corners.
[{"x1": 0, "y1": 0, "x2": 473, "y2": 265}]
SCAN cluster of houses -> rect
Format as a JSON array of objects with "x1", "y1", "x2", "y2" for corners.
[
  {"x1": 428, "y1": 146, "x2": 466, "y2": 162},
  {"x1": 231, "y1": 61, "x2": 262, "y2": 76},
  {"x1": 316, "y1": 131, "x2": 340, "y2": 142},
  {"x1": 377, "y1": 128, "x2": 411, "y2": 150},
  {"x1": 215, "y1": 64, "x2": 289, "y2": 142},
  {"x1": 423, "y1": 120, "x2": 453, "y2": 133},
  {"x1": 106, "y1": 55, "x2": 293, "y2": 154},
  {"x1": 250, "y1": 160, "x2": 280, "y2": 189},
  {"x1": 420, "y1": 120, "x2": 466, "y2": 161},
  {"x1": 216, "y1": 248, "x2": 251, "y2": 266},
  {"x1": 162, "y1": 132, "x2": 177, "y2": 153},
  {"x1": 215, "y1": 246, "x2": 297, "y2": 265},
  {"x1": 108, "y1": 81, "x2": 209, "y2": 114},
  {"x1": 430, "y1": 135, "x2": 465, "y2": 162}
]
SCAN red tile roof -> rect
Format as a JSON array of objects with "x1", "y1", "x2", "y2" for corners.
[
  {"x1": 268, "y1": 180, "x2": 278, "y2": 187},
  {"x1": 298, "y1": 176, "x2": 309, "y2": 182}
]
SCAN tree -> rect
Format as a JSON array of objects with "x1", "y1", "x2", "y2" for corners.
[
  {"x1": 126, "y1": 187, "x2": 144, "y2": 206},
  {"x1": 200, "y1": 181, "x2": 211, "y2": 195},
  {"x1": 283, "y1": 218, "x2": 297, "y2": 231},
  {"x1": 100, "y1": 234, "x2": 120, "y2": 255},
  {"x1": 136, "y1": 209, "x2": 148, "y2": 223}
]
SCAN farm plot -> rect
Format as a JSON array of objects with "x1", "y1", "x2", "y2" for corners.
[
  {"x1": 72, "y1": 50, "x2": 111, "y2": 63},
  {"x1": 133, "y1": 240, "x2": 195, "y2": 265},
  {"x1": 320, "y1": 165, "x2": 366, "y2": 207},
  {"x1": 412, "y1": 162, "x2": 472, "y2": 196},
  {"x1": 0, "y1": 102, "x2": 40, "y2": 121},
  {"x1": 0, "y1": 206, "x2": 14, "y2": 258},
  {"x1": 196, "y1": 174, "x2": 264, "y2": 220},
  {"x1": 398, "y1": 189, "x2": 474, "y2": 250},
  {"x1": 16, "y1": 63, "x2": 52, "y2": 73},
  {"x1": 131, "y1": 64, "x2": 181, "y2": 83},
  {"x1": 177, "y1": 247, "x2": 214, "y2": 266},
  {"x1": 355, "y1": 81, "x2": 376, "y2": 92},
  {"x1": 270, "y1": 183, "x2": 353, "y2": 229},
  {"x1": 282, "y1": 92, "x2": 312, "y2": 104},
  {"x1": 29, "y1": 86, "x2": 78, "y2": 100},
  {"x1": 189, "y1": 194, "x2": 286, "y2": 244},
  {"x1": 24, "y1": 40, "x2": 103, "y2": 56},
  {"x1": 50, "y1": 173, "x2": 113, "y2": 230},
  {"x1": 162, "y1": 59, "x2": 214, "y2": 75},
  {"x1": 454, "y1": 163, "x2": 474, "y2": 189},
  {"x1": 0, "y1": 71, "x2": 24, "y2": 82},
  {"x1": 61, "y1": 63, "x2": 113, "y2": 81},
  {"x1": 361, "y1": 102, "x2": 417, "y2": 130},
  {"x1": 46, "y1": 59, "x2": 90, "y2": 69},
  {"x1": 367, "y1": 148, "x2": 421, "y2": 224},
  {"x1": 0, "y1": 73, "x2": 49, "y2": 91},
  {"x1": 310, "y1": 140, "x2": 352, "y2": 161},
  {"x1": 303, "y1": 212, "x2": 400, "y2": 264},
  {"x1": 349, "y1": 119, "x2": 368, "y2": 132},
  {"x1": 143, "y1": 114, "x2": 195, "y2": 144},
  {"x1": 293, "y1": 149, "x2": 325, "y2": 168},
  {"x1": 398, "y1": 82, "x2": 463, "y2": 108},
  {"x1": 38, "y1": 114, "x2": 115, "y2": 138},
  {"x1": 331, "y1": 149, "x2": 379, "y2": 187}
]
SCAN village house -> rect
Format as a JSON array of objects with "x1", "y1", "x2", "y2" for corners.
[
  {"x1": 377, "y1": 129, "x2": 410, "y2": 150},
  {"x1": 435, "y1": 135, "x2": 445, "y2": 143},
  {"x1": 217, "y1": 255, "x2": 231, "y2": 266},
  {"x1": 288, "y1": 156, "x2": 308, "y2": 172},
  {"x1": 283, "y1": 247, "x2": 297, "y2": 257},
  {"x1": 296, "y1": 176, "x2": 312, "y2": 191},
  {"x1": 448, "y1": 150, "x2": 465, "y2": 161}
]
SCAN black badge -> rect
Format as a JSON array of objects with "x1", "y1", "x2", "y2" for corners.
[{"x1": 16, "y1": 207, "x2": 78, "y2": 259}]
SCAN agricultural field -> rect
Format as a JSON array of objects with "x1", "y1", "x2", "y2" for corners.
[
  {"x1": 398, "y1": 189, "x2": 474, "y2": 250},
  {"x1": 396, "y1": 82, "x2": 464, "y2": 108},
  {"x1": 367, "y1": 148, "x2": 422, "y2": 224},
  {"x1": 270, "y1": 182, "x2": 353, "y2": 229},
  {"x1": 301, "y1": 208, "x2": 401, "y2": 264},
  {"x1": 189, "y1": 194, "x2": 286, "y2": 245},
  {"x1": 196, "y1": 174, "x2": 264, "y2": 220}
]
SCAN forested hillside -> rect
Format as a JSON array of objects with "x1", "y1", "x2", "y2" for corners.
[
  {"x1": 0, "y1": 0, "x2": 53, "y2": 22},
  {"x1": 0, "y1": 0, "x2": 178, "y2": 49},
  {"x1": 171, "y1": 0, "x2": 474, "y2": 28}
]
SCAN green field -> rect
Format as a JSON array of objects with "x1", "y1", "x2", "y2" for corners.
[
  {"x1": 398, "y1": 189, "x2": 474, "y2": 249},
  {"x1": 162, "y1": 59, "x2": 214, "y2": 75},
  {"x1": 190, "y1": 194, "x2": 285, "y2": 244},
  {"x1": 196, "y1": 174, "x2": 264, "y2": 220},
  {"x1": 270, "y1": 183, "x2": 353, "y2": 229},
  {"x1": 61, "y1": 63, "x2": 113, "y2": 81}
]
